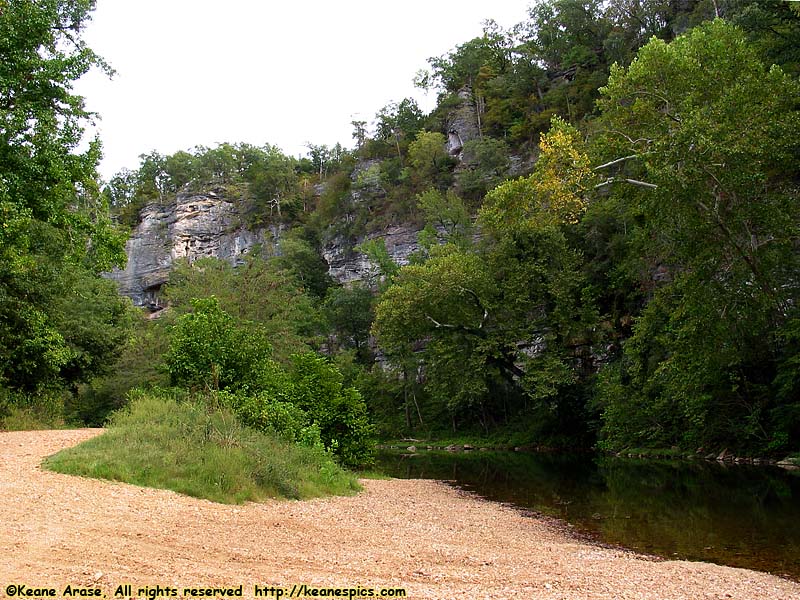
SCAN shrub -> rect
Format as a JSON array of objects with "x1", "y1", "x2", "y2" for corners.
[{"x1": 164, "y1": 297, "x2": 274, "y2": 391}]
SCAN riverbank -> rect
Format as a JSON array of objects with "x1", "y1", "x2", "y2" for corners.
[
  {"x1": 2, "y1": 429, "x2": 798, "y2": 599},
  {"x1": 380, "y1": 439, "x2": 800, "y2": 470}
]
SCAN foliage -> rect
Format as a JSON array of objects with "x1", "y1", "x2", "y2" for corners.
[
  {"x1": 163, "y1": 297, "x2": 373, "y2": 466},
  {"x1": 407, "y1": 131, "x2": 455, "y2": 190},
  {"x1": 287, "y1": 353, "x2": 375, "y2": 468},
  {"x1": 372, "y1": 232, "x2": 594, "y2": 442},
  {"x1": 164, "y1": 255, "x2": 322, "y2": 362},
  {"x1": 0, "y1": 387, "x2": 67, "y2": 431},
  {"x1": 68, "y1": 310, "x2": 171, "y2": 426},
  {"x1": 415, "y1": 188, "x2": 472, "y2": 250},
  {"x1": 355, "y1": 238, "x2": 400, "y2": 287},
  {"x1": 481, "y1": 117, "x2": 594, "y2": 232},
  {"x1": 323, "y1": 284, "x2": 375, "y2": 361},
  {"x1": 455, "y1": 138, "x2": 510, "y2": 201},
  {"x1": 44, "y1": 390, "x2": 360, "y2": 503},
  {"x1": 420, "y1": 21, "x2": 512, "y2": 95},
  {"x1": 371, "y1": 98, "x2": 425, "y2": 160},
  {"x1": 526, "y1": 0, "x2": 611, "y2": 71},
  {"x1": 591, "y1": 20, "x2": 800, "y2": 454},
  {"x1": 164, "y1": 297, "x2": 276, "y2": 392},
  {"x1": 273, "y1": 229, "x2": 335, "y2": 300},
  {"x1": 0, "y1": 0, "x2": 129, "y2": 398},
  {"x1": 22, "y1": 1, "x2": 799, "y2": 460},
  {"x1": 108, "y1": 142, "x2": 312, "y2": 229}
]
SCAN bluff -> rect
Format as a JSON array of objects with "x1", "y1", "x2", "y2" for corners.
[
  {"x1": 109, "y1": 190, "x2": 280, "y2": 308},
  {"x1": 109, "y1": 189, "x2": 426, "y2": 307},
  {"x1": 109, "y1": 89, "x2": 488, "y2": 306}
]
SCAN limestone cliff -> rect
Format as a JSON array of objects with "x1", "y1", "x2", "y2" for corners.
[
  {"x1": 321, "y1": 225, "x2": 423, "y2": 285},
  {"x1": 109, "y1": 185, "x2": 424, "y2": 306},
  {"x1": 446, "y1": 86, "x2": 481, "y2": 156},
  {"x1": 108, "y1": 190, "x2": 281, "y2": 308}
]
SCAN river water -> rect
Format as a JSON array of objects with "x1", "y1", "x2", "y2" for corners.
[{"x1": 376, "y1": 449, "x2": 800, "y2": 580}]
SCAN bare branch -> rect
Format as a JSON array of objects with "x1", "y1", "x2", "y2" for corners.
[
  {"x1": 595, "y1": 178, "x2": 658, "y2": 190},
  {"x1": 594, "y1": 155, "x2": 637, "y2": 171},
  {"x1": 426, "y1": 315, "x2": 458, "y2": 329},
  {"x1": 457, "y1": 286, "x2": 489, "y2": 329},
  {"x1": 593, "y1": 153, "x2": 650, "y2": 171}
]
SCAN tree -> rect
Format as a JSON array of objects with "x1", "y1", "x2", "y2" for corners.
[
  {"x1": 243, "y1": 145, "x2": 299, "y2": 221},
  {"x1": 591, "y1": 20, "x2": 800, "y2": 453},
  {"x1": 323, "y1": 285, "x2": 374, "y2": 361},
  {"x1": 164, "y1": 297, "x2": 276, "y2": 392},
  {"x1": 455, "y1": 137, "x2": 510, "y2": 200},
  {"x1": 415, "y1": 188, "x2": 472, "y2": 249},
  {"x1": 373, "y1": 98, "x2": 424, "y2": 161},
  {"x1": 351, "y1": 120, "x2": 367, "y2": 151},
  {"x1": 480, "y1": 116, "x2": 594, "y2": 233},
  {"x1": 407, "y1": 131, "x2": 454, "y2": 189},
  {"x1": 163, "y1": 255, "x2": 322, "y2": 363},
  {"x1": 721, "y1": 0, "x2": 800, "y2": 76},
  {"x1": 287, "y1": 353, "x2": 375, "y2": 467},
  {"x1": 0, "y1": 0, "x2": 129, "y2": 395},
  {"x1": 422, "y1": 22, "x2": 512, "y2": 94},
  {"x1": 525, "y1": 0, "x2": 611, "y2": 71},
  {"x1": 135, "y1": 151, "x2": 169, "y2": 200}
]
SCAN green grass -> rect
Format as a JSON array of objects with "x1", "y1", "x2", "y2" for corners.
[
  {"x1": 1, "y1": 406, "x2": 65, "y2": 431},
  {"x1": 0, "y1": 389, "x2": 67, "y2": 431},
  {"x1": 43, "y1": 390, "x2": 361, "y2": 503}
]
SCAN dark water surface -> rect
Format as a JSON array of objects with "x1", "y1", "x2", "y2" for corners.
[{"x1": 376, "y1": 450, "x2": 800, "y2": 580}]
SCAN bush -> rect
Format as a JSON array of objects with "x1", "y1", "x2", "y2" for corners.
[
  {"x1": 164, "y1": 297, "x2": 275, "y2": 391},
  {"x1": 287, "y1": 353, "x2": 375, "y2": 468},
  {"x1": 163, "y1": 297, "x2": 375, "y2": 467},
  {"x1": 0, "y1": 387, "x2": 67, "y2": 430},
  {"x1": 216, "y1": 390, "x2": 308, "y2": 442}
]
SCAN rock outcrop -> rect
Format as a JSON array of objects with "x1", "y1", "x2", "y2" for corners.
[
  {"x1": 321, "y1": 225, "x2": 424, "y2": 286},
  {"x1": 108, "y1": 185, "x2": 422, "y2": 306},
  {"x1": 108, "y1": 190, "x2": 280, "y2": 308},
  {"x1": 447, "y1": 86, "x2": 482, "y2": 156}
]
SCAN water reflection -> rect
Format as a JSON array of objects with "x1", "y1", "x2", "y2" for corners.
[{"x1": 376, "y1": 450, "x2": 800, "y2": 579}]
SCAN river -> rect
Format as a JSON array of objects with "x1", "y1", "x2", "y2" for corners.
[{"x1": 376, "y1": 449, "x2": 800, "y2": 580}]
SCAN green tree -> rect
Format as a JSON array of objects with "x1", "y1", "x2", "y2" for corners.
[
  {"x1": 0, "y1": 0, "x2": 129, "y2": 395},
  {"x1": 323, "y1": 285, "x2": 374, "y2": 361},
  {"x1": 407, "y1": 131, "x2": 454, "y2": 189},
  {"x1": 164, "y1": 255, "x2": 322, "y2": 363},
  {"x1": 164, "y1": 297, "x2": 276, "y2": 392},
  {"x1": 592, "y1": 20, "x2": 800, "y2": 453},
  {"x1": 455, "y1": 137, "x2": 510, "y2": 200},
  {"x1": 422, "y1": 22, "x2": 512, "y2": 94},
  {"x1": 415, "y1": 188, "x2": 472, "y2": 250},
  {"x1": 243, "y1": 145, "x2": 299, "y2": 222},
  {"x1": 374, "y1": 98, "x2": 425, "y2": 161},
  {"x1": 287, "y1": 353, "x2": 375, "y2": 467},
  {"x1": 526, "y1": 0, "x2": 611, "y2": 71}
]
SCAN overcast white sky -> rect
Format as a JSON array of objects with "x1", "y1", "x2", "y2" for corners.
[{"x1": 75, "y1": 0, "x2": 533, "y2": 181}]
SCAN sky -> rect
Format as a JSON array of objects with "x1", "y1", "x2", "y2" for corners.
[{"x1": 75, "y1": 0, "x2": 533, "y2": 181}]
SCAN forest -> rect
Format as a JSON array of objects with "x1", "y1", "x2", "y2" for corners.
[{"x1": 2, "y1": 0, "x2": 799, "y2": 467}]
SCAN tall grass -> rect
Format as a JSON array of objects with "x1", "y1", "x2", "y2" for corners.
[
  {"x1": 0, "y1": 388, "x2": 67, "y2": 431},
  {"x1": 44, "y1": 390, "x2": 361, "y2": 503}
]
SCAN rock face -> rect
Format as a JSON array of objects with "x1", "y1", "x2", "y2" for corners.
[
  {"x1": 321, "y1": 225, "x2": 424, "y2": 286},
  {"x1": 108, "y1": 190, "x2": 280, "y2": 308},
  {"x1": 447, "y1": 86, "x2": 481, "y2": 155},
  {"x1": 109, "y1": 184, "x2": 421, "y2": 307}
]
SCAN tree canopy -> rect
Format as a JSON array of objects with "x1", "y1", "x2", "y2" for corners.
[{"x1": 0, "y1": 0, "x2": 130, "y2": 396}]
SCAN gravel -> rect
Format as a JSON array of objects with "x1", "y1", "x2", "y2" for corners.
[{"x1": 1, "y1": 429, "x2": 798, "y2": 600}]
